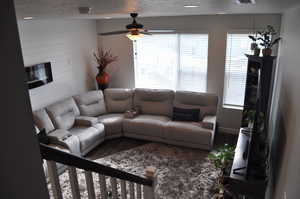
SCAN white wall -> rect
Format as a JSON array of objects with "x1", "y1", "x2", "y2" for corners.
[
  {"x1": 267, "y1": 5, "x2": 300, "y2": 199},
  {"x1": 18, "y1": 19, "x2": 98, "y2": 111},
  {"x1": 96, "y1": 14, "x2": 281, "y2": 131}
]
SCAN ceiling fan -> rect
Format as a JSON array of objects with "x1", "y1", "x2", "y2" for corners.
[{"x1": 99, "y1": 13, "x2": 175, "y2": 40}]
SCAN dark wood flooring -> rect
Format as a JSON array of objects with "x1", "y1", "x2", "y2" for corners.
[{"x1": 86, "y1": 132, "x2": 238, "y2": 160}]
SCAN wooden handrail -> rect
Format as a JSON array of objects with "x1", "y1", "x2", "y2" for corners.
[{"x1": 39, "y1": 143, "x2": 153, "y2": 186}]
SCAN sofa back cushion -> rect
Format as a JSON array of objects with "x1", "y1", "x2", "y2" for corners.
[
  {"x1": 133, "y1": 88, "x2": 174, "y2": 117},
  {"x1": 74, "y1": 91, "x2": 106, "y2": 117},
  {"x1": 174, "y1": 91, "x2": 218, "y2": 120},
  {"x1": 46, "y1": 98, "x2": 80, "y2": 130},
  {"x1": 104, "y1": 88, "x2": 133, "y2": 113},
  {"x1": 33, "y1": 108, "x2": 55, "y2": 134}
]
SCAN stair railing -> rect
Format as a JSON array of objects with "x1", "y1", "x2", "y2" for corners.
[{"x1": 40, "y1": 143, "x2": 156, "y2": 199}]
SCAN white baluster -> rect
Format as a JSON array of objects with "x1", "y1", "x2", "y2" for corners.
[
  {"x1": 99, "y1": 174, "x2": 108, "y2": 199},
  {"x1": 129, "y1": 182, "x2": 135, "y2": 199},
  {"x1": 143, "y1": 167, "x2": 157, "y2": 199},
  {"x1": 85, "y1": 171, "x2": 96, "y2": 199},
  {"x1": 136, "y1": 184, "x2": 142, "y2": 199},
  {"x1": 46, "y1": 160, "x2": 63, "y2": 199},
  {"x1": 68, "y1": 166, "x2": 81, "y2": 199},
  {"x1": 120, "y1": 180, "x2": 127, "y2": 199},
  {"x1": 110, "y1": 177, "x2": 118, "y2": 199}
]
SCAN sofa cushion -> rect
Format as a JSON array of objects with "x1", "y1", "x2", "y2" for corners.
[
  {"x1": 123, "y1": 115, "x2": 170, "y2": 138},
  {"x1": 174, "y1": 91, "x2": 218, "y2": 120},
  {"x1": 69, "y1": 124, "x2": 105, "y2": 152},
  {"x1": 33, "y1": 108, "x2": 55, "y2": 134},
  {"x1": 164, "y1": 121, "x2": 213, "y2": 146},
  {"x1": 104, "y1": 88, "x2": 133, "y2": 113},
  {"x1": 46, "y1": 98, "x2": 80, "y2": 130},
  {"x1": 74, "y1": 90, "x2": 106, "y2": 117},
  {"x1": 133, "y1": 88, "x2": 174, "y2": 117},
  {"x1": 98, "y1": 114, "x2": 124, "y2": 137}
]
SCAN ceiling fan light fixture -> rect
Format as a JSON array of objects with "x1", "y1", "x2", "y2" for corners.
[
  {"x1": 126, "y1": 33, "x2": 144, "y2": 41},
  {"x1": 184, "y1": 5, "x2": 199, "y2": 8},
  {"x1": 24, "y1": 16, "x2": 34, "y2": 20}
]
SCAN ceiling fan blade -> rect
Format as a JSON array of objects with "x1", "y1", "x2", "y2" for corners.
[
  {"x1": 99, "y1": 30, "x2": 129, "y2": 36},
  {"x1": 140, "y1": 31, "x2": 152, "y2": 35},
  {"x1": 146, "y1": 29, "x2": 176, "y2": 33}
]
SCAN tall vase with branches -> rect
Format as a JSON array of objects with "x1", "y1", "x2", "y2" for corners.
[{"x1": 94, "y1": 48, "x2": 118, "y2": 90}]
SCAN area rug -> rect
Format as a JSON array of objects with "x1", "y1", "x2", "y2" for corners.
[{"x1": 48, "y1": 143, "x2": 220, "y2": 199}]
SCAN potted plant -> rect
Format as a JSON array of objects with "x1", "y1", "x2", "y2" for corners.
[
  {"x1": 93, "y1": 48, "x2": 118, "y2": 90},
  {"x1": 257, "y1": 25, "x2": 281, "y2": 56},
  {"x1": 208, "y1": 144, "x2": 235, "y2": 199},
  {"x1": 248, "y1": 34, "x2": 261, "y2": 56}
]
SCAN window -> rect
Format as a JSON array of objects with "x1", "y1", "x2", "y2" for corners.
[
  {"x1": 133, "y1": 34, "x2": 208, "y2": 92},
  {"x1": 223, "y1": 33, "x2": 252, "y2": 108}
]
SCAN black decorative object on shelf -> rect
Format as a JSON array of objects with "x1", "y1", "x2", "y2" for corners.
[{"x1": 227, "y1": 55, "x2": 277, "y2": 199}]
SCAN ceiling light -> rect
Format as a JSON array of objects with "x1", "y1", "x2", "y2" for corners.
[
  {"x1": 236, "y1": 0, "x2": 256, "y2": 4},
  {"x1": 184, "y1": 5, "x2": 199, "y2": 8},
  {"x1": 78, "y1": 7, "x2": 92, "y2": 14},
  {"x1": 216, "y1": 12, "x2": 227, "y2": 15},
  {"x1": 23, "y1": 17, "x2": 34, "y2": 20},
  {"x1": 126, "y1": 33, "x2": 144, "y2": 41},
  {"x1": 104, "y1": 17, "x2": 112, "y2": 19}
]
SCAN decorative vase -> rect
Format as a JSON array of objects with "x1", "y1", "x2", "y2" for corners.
[
  {"x1": 254, "y1": 48, "x2": 261, "y2": 56},
  {"x1": 96, "y1": 67, "x2": 109, "y2": 90},
  {"x1": 262, "y1": 48, "x2": 272, "y2": 56}
]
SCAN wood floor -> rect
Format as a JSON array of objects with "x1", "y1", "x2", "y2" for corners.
[{"x1": 86, "y1": 131, "x2": 238, "y2": 160}]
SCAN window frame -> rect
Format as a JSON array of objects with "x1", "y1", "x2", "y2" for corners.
[
  {"x1": 223, "y1": 30, "x2": 254, "y2": 110},
  {"x1": 133, "y1": 32, "x2": 210, "y2": 92}
]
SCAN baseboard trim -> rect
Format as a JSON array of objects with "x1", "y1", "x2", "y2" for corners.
[{"x1": 218, "y1": 127, "x2": 239, "y2": 135}]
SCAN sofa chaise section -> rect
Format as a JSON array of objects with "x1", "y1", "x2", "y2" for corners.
[{"x1": 164, "y1": 91, "x2": 218, "y2": 150}]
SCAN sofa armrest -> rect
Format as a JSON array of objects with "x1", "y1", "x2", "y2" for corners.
[
  {"x1": 75, "y1": 116, "x2": 98, "y2": 127},
  {"x1": 200, "y1": 115, "x2": 217, "y2": 130},
  {"x1": 47, "y1": 129, "x2": 81, "y2": 155}
]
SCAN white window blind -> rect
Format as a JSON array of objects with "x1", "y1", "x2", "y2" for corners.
[
  {"x1": 134, "y1": 34, "x2": 208, "y2": 92},
  {"x1": 223, "y1": 33, "x2": 252, "y2": 107}
]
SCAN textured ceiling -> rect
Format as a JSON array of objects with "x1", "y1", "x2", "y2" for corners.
[{"x1": 14, "y1": 0, "x2": 299, "y2": 20}]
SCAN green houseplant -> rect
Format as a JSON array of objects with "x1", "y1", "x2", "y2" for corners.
[
  {"x1": 208, "y1": 144, "x2": 235, "y2": 199},
  {"x1": 248, "y1": 34, "x2": 261, "y2": 56},
  {"x1": 249, "y1": 25, "x2": 281, "y2": 56}
]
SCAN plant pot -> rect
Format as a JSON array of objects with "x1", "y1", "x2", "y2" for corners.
[
  {"x1": 254, "y1": 48, "x2": 261, "y2": 56},
  {"x1": 96, "y1": 69, "x2": 109, "y2": 90},
  {"x1": 262, "y1": 48, "x2": 272, "y2": 56}
]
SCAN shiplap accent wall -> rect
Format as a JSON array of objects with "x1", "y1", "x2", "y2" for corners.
[{"x1": 18, "y1": 19, "x2": 98, "y2": 111}]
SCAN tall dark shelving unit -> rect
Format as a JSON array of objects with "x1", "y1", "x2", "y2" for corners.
[{"x1": 228, "y1": 55, "x2": 276, "y2": 199}]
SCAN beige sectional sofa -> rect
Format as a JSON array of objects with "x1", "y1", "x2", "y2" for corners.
[{"x1": 33, "y1": 88, "x2": 218, "y2": 159}]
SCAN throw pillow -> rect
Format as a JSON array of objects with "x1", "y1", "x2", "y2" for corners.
[{"x1": 172, "y1": 107, "x2": 200, "y2": 122}]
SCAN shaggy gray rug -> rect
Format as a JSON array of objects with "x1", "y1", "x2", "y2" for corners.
[{"x1": 48, "y1": 143, "x2": 219, "y2": 199}]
